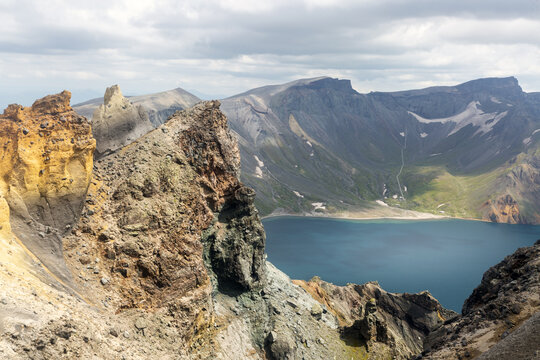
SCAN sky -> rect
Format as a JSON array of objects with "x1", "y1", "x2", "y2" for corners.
[{"x1": 1, "y1": 0, "x2": 540, "y2": 109}]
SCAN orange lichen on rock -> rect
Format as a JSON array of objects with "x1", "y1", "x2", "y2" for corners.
[{"x1": 292, "y1": 278, "x2": 349, "y2": 326}]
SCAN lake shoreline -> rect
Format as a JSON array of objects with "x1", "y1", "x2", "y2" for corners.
[{"x1": 261, "y1": 208, "x2": 491, "y2": 223}]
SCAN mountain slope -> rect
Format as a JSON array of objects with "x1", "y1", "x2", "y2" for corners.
[{"x1": 221, "y1": 76, "x2": 540, "y2": 223}]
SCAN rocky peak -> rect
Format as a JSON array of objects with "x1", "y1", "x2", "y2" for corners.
[
  {"x1": 91, "y1": 85, "x2": 154, "y2": 155},
  {"x1": 303, "y1": 77, "x2": 355, "y2": 93},
  {"x1": 31, "y1": 90, "x2": 73, "y2": 114},
  {"x1": 457, "y1": 76, "x2": 520, "y2": 92},
  {"x1": 103, "y1": 85, "x2": 123, "y2": 105}
]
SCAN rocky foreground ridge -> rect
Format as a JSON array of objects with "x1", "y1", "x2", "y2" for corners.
[
  {"x1": 424, "y1": 239, "x2": 540, "y2": 359},
  {"x1": 0, "y1": 91, "x2": 538, "y2": 359}
]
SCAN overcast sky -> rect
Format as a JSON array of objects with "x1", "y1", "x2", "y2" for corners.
[{"x1": 1, "y1": 0, "x2": 540, "y2": 109}]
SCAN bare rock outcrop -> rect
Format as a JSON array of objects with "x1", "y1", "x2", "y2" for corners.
[
  {"x1": 293, "y1": 277, "x2": 456, "y2": 359},
  {"x1": 0, "y1": 91, "x2": 95, "y2": 284},
  {"x1": 59, "y1": 101, "x2": 265, "y2": 356},
  {"x1": 91, "y1": 85, "x2": 153, "y2": 156},
  {"x1": 424, "y1": 240, "x2": 540, "y2": 359},
  {"x1": 483, "y1": 194, "x2": 523, "y2": 224}
]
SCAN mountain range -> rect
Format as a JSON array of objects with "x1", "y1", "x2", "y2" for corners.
[
  {"x1": 76, "y1": 76, "x2": 540, "y2": 224},
  {"x1": 221, "y1": 76, "x2": 540, "y2": 223}
]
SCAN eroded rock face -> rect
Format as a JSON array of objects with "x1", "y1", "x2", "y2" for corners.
[
  {"x1": 91, "y1": 85, "x2": 154, "y2": 156},
  {"x1": 174, "y1": 102, "x2": 265, "y2": 291},
  {"x1": 424, "y1": 240, "x2": 540, "y2": 359},
  {"x1": 0, "y1": 91, "x2": 95, "y2": 284},
  {"x1": 61, "y1": 101, "x2": 265, "y2": 353}
]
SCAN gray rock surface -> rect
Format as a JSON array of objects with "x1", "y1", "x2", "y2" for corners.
[
  {"x1": 478, "y1": 311, "x2": 540, "y2": 359},
  {"x1": 91, "y1": 85, "x2": 154, "y2": 155}
]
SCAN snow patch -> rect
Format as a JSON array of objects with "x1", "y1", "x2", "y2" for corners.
[
  {"x1": 293, "y1": 191, "x2": 304, "y2": 198},
  {"x1": 409, "y1": 101, "x2": 508, "y2": 136},
  {"x1": 420, "y1": 132, "x2": 428, "y2": 138},
  {"x1": 375, "y1": 200, "x2": 389, "y2": 207},
  {"x1": 255, "y1": 167, "x2": 263, "y2": 178},
  {"x1": 254, "y1": 155, "x2": 264, "y2": 167},
  {"x1": 392, "y1": 194, "x2": 398, "y2": 199},
  {"x1": 430, "y1": 153, "x2": 442, "y2": 157},
  {"x1": 311, "y1": 202, "x2": 326, "y2": 210},
  {"x1": 399, "y1": 132, "x2": 405, "y2": 137},
  {"x1": 524, "y1": 129, "x2": 540, "y2": 144},
  {"x1": 490, "y1": 96, "x2": 501, "y2": 104},
  {"x1": 403, "y1": 186, "x2": 407, "y2": 192},
  {"x1": 306, "y1": 141, "x2": 312, "y2": 147}
]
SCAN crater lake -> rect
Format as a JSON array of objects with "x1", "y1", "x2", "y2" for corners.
[{"x1": 263, "y1": 217, "x2": 540, "y2": 311}]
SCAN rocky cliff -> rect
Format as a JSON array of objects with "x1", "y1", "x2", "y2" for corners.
[
  {"x1": 0, "y1": 97, "x2": 267, "y2": 359},
  {"x1": 292, "y1": 277, "x2": 456, "y2": 359},
  {"x1": 0, "y1": 91, "x2": 95, "y2": 285},
  {"x1": 481, "y1": 146, "x2": 540, "y2": 224},
  {"x1": 424, "y1": 240, "x2": 540, "y2": 359}
]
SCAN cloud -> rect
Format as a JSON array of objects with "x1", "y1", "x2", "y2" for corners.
[{"x1": 0, "y1": 0, "x2": 539, "y2": 109}]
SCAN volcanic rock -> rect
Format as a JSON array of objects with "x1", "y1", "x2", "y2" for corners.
[{"x1": 91, "y1": 85, "x2": 153, "y2": 156}]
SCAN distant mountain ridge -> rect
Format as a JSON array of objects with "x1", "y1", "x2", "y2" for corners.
[
  {"x1": 221, "y1": 76, "x2": 540, "y2": 223},
  {"x1": 74, "y1": 87, "x2": 200, "y2": 126}
]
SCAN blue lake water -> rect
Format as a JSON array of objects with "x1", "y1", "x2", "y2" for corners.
[{"x1": 262, "y1": 217, "x2": 540, "y2": 312}]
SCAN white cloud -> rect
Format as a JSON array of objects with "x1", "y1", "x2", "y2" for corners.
[{"x1": 1, "y1": 0, "x2": 540, "y2": 109}]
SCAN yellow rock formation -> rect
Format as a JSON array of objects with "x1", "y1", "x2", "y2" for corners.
[{"x1": 0, "y1": 90, "x2": 95, "y2": 278}]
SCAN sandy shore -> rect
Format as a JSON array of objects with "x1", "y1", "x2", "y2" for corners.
[
  {"x1": 260, "y1": 202, "x2": 497, "y2": 223},
  {"x1": 262, "y1": 204, "x2": 448, "y2": 221}
]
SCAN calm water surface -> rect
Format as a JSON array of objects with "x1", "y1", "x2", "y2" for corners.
[{"x1": 263, "y1": 217, "x2": 540, "y2": 312}]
